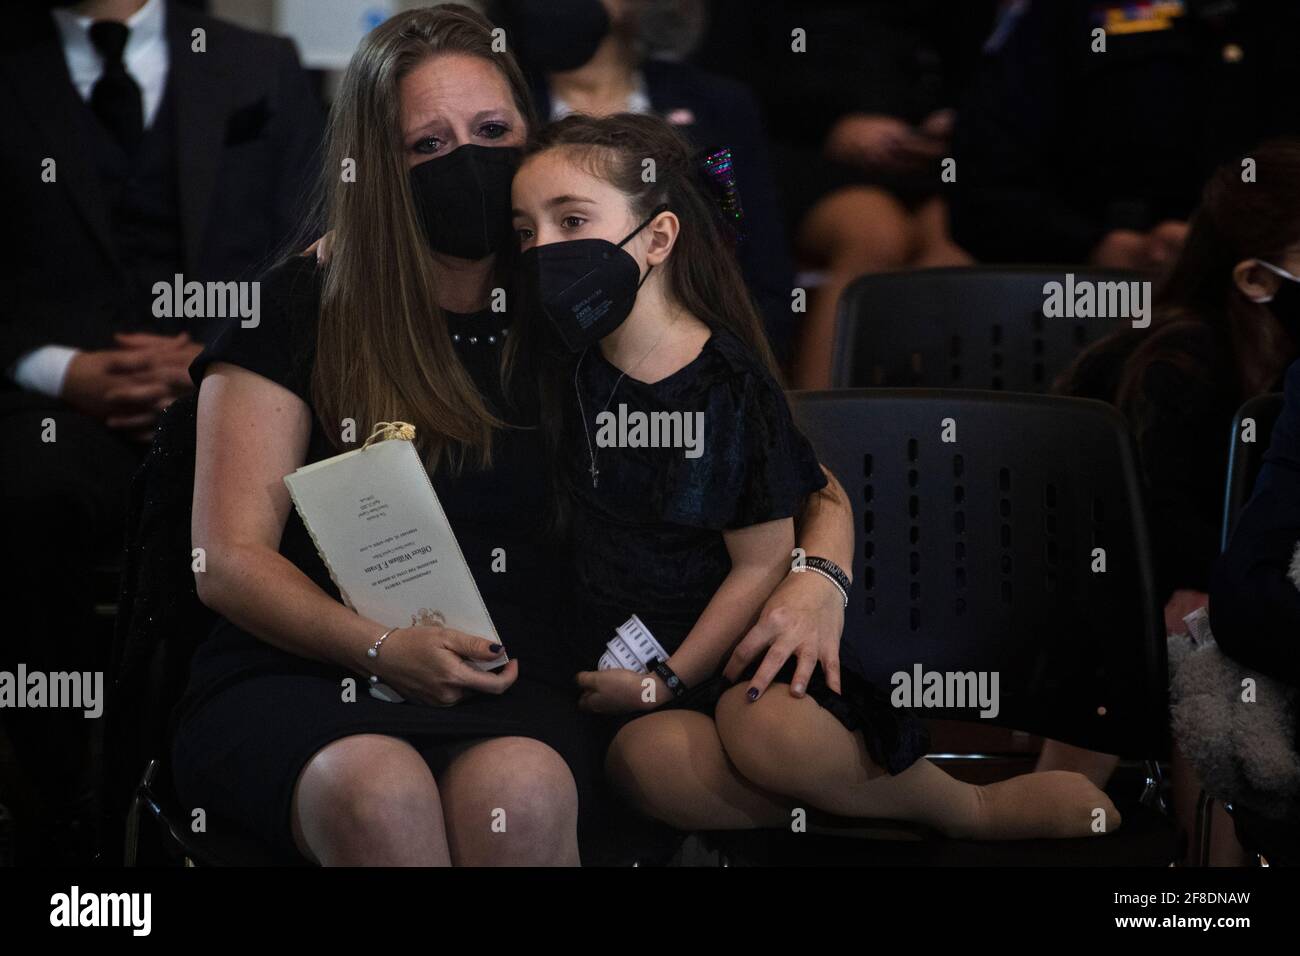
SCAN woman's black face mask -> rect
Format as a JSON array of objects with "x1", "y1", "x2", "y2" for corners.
[
  {"x1": 409, "y1": 144, "x2": 522, "y2": 260},
  {"x1": 521, "y1": 204, "x2": 669, "y2": 352}
]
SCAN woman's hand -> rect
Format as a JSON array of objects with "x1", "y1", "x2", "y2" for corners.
[
  {"x1": 575, "y1": 669, "x2": 663, "y2": 714},
  {"x1": 723, "y1": 570, "x2": 844, "y2": 700},
  {"x1": 376, "y1": 626, "x2": 516, "y2": 706}
]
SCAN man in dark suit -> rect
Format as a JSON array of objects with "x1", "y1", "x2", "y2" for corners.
[{"x1": 0, "y1": 0, "x2": 323, "y2": 863}]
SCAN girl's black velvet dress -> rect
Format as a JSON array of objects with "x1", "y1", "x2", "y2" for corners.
[
  {"x1": 568, "y1": 330, "x2": 929, "y2": 775},
  {"x1": 170, "y1": 257, "x2": 602, "y2": 861}
]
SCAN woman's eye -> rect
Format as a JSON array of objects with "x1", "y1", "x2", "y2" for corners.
[
  {"x1": 561, "y1": 216, "x2": 586, "y2": 229},
  {"x1": 478, "y1": 122, "x2": 508, "y2": 140},
  {"x1": 516, "y1": 227, "x2": 534, "y2": 242},
  {"x1": 413, "y1": 136, "x2": 442, "y2": 155}
]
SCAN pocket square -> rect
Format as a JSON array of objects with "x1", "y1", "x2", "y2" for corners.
[{"x1": 224, "y1": 97, "x2": 270, "y2": 146}]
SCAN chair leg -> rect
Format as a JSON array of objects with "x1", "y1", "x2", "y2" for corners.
[
  {"x1": 123, "y1": 759, "x2": 159, "y2": 868},
  {"x1": 1142, "y1": 759, "x2": 1168, "y2": 813},
  {"x1": 1194, "y1": 790, "x2": 1214, "y2": 868},
  {"x1": 123, "y1": 792, "x2": 144, "y2": 867}
]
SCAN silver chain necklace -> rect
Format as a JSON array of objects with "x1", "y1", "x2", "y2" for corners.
[{"x1": 573, "y1": 315, "x2": 679, "y2": 488}]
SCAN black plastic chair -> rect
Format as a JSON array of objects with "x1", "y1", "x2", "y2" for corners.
[
  {"x1": 831, "y1": 266, "x2": 1143, "y2": 391},
  {"x1": 105, "y1": 393, "x2": 293, "y2": 866},
  {"x1": 702, "y1": 389, "x2": 1176, "y2": 865},
  {"x1": 1220, "y1": 392, "x2": 1285, "y2": 551}
]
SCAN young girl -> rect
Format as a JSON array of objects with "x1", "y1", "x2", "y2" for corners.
[{"x1": 511, "y1": 112, "x2": 1120, "y2": 840}]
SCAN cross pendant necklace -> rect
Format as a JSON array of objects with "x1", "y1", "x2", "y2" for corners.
[
  {"x1": 574, "y1": 349, "x2": 627, "y2": 489},
  {"x1": 573, "y1": 313, "x2": 682, "y2": 489}
]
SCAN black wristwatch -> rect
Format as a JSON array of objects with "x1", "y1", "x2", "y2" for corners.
[
  {"x1": 796, "y1": 555, "x2": 851, "y2": 607},
  {"x1": 649, "y1": 658, "x2": 687, "y2": 699}
]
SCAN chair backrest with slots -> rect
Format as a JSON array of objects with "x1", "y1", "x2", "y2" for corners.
[
  {"x1": 832, "y1": 266, "x2": 1143, "y2": 391},
  {"x1": 790, "y1": 389, "x2": 1168, "y2": 758},
  {"x1": 1220, "y1": 392, "x2": 1285, "y2": 551}
]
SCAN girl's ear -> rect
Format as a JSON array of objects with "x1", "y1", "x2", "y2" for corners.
[
  {"x1": 1234, "y1": 259, "x2": 1283, "y2": 303},
  {"x1": 643, "y1": 210, "x2": 680, "y2": 267}
]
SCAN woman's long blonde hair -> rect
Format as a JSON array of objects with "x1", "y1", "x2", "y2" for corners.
[{"x1": 308, "y1": 4, "x2": 536, "y2": 472}]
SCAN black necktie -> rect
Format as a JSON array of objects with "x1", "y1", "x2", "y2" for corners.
[{"x1": 88, "y1": 20, "x2": 144, "y2": 156}]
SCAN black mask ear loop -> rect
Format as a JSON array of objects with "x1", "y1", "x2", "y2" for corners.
[{"x1": 615, "y1": 202, "x2": 670, "y2": 288}]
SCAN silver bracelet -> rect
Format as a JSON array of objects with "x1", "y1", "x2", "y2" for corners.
[
  {"x1": 365, "y1": 626, "x2": 401, "y2": 684},
  {"x1": 792, "y1": 565, "x2": 849, "y2": 608}
]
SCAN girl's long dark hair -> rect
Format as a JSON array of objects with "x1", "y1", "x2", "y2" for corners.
[{"x1": 1055, "y1": 139, "x2": 1300, "y2": 418}]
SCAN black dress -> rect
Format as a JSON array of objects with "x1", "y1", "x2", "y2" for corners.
[
  {"x1": 170, "y1": 256, "x2": 601, "y2": 861},
  {"x1": 567, "y1": 330, "x2": 930, "y2": 775}
]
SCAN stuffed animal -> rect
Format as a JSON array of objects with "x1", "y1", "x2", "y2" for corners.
[{"x1": 1168, "y1": 544, "x2": 1300, "y2": 819}]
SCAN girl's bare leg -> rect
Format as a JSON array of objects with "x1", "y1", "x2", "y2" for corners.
[
  {"x1": 1035, "y1": 739, "x2": 1120, "y2": 787},
  {"x1": 713, "y1": 685, "x2": 1122, "y2": 839},
  {"x1": 605, "y1": 710, "x2": 791, "y2": 830}
]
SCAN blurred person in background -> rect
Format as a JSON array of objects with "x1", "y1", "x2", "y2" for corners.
[
  {"x1": 693, "y1": 0, "x2": 1001, "y2": 388},
  {"x1": 494, "y1": 0, "x2": 798, "y2": 364},
  {"x1": 1210, "y1": 352, "x2": 1300, "y2": 864},
  {"x1": 952, "y1": 0, "x2": 1300, "y2": 273},
  {"x1": 1047, "y1": 141, "x2": 1300, "y2": 861},
  {"x1": 0, "y1": 0, "x2": 322, "y2": 863}
]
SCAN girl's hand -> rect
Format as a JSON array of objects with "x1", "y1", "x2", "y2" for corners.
[
  {"x1": 576, "y1": 669, "x2": 663, "y2": 714},
  {"x1": 723, "y1": 570, "x2": 844, "y2": 700},
  {"x1": 376, "y1": 625, "x2": 516, "y2": 707}
]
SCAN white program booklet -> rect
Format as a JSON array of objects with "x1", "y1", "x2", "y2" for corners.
[{"x1": 283, "y1": 435, "x2": 504, "y2": 701}]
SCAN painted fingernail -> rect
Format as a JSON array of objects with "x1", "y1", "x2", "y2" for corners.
[
  {"x1": 489, "y1": 644, "x2": 502, "y2": 653},
  {"x1": 746, "y1": 687, "x2": 759, "y2": 701}
]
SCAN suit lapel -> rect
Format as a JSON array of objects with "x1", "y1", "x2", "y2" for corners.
[
  {"x1": 167, "y1": 3, "x2": 232, "y2": 271},
  {"x1": 4, "y1": 17, "x2": 118, "y2": 268}
]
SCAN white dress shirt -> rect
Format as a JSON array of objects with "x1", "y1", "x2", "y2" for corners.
[{"x1": 10, "y1": 0, "x2": 170, "y2": 398}]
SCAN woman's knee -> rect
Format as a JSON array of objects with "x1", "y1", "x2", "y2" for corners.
[
  {"x1": 442, "y1": 736, "x2": 578, "y2": 837},
  {"x1": 292, "y1": 734, "x2": 443, "y2": 861}
]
